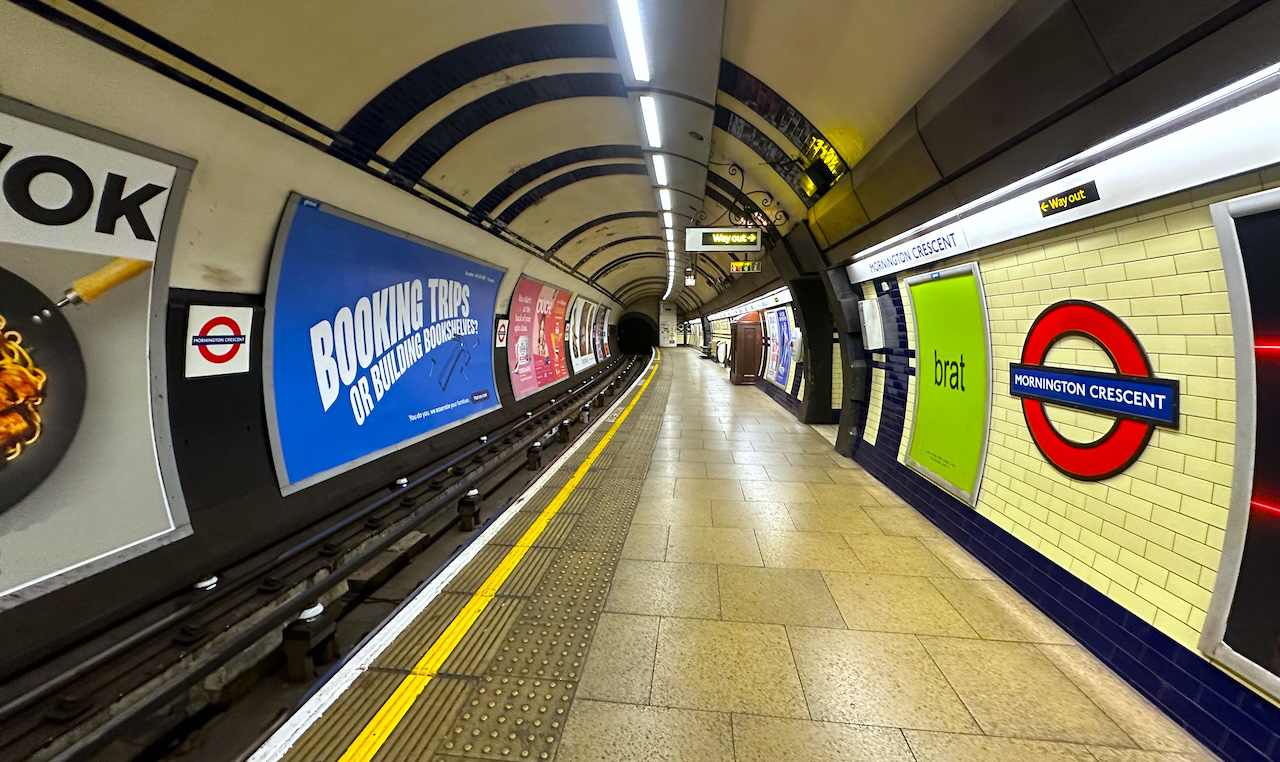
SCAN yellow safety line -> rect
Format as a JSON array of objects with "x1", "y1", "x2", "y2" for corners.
[{"x1": 336, "y1": 352, "x2": 661, "y2": 762}]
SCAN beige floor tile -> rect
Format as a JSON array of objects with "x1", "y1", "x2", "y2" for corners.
[
  {"x1": 605, "y1": 560, "x2": 720, "y2": 618},
  {"x1": 844, "y1": 535, "x2": 955, "y2": 577},
  {"x1": 651, "y1": 618, "x2": 808, "y2": 718},
  {"x1": 806, "y1": 482, "x2": 879, "y2": 506},
  {"x1": 1038, "y1": 644, "x2": 1215, "y2": 757},
  {"x1": 764, "y1": 465, "x2": 836, "y2": 484},
  {"x1": 697, "y1": 438, "x2": 736, "y2": 450},
  {"x1": 719, "y1": 566, "x2": 844, "y2": 628},
  {"x1": 930, "y1": 578, "x2": 1074, "y2": 643},
  {"x1": 749, "y1": 440, "x2": 807, "y2": 453},
  {"x1": 741, "y1": 480, "x2": 815, "y2": 502},
  {"x1": 621, "y1": 523, "x2": 669, "y2": 561},
  {"x1": 756, "y1": 529, "x2": 866, "y2": 572},
  {"x1": 864, "y1": 506, "x2": 946, "y2": 537},
  {"x1": 788, "y1": 627, "x2": 978, "y2": 732},
  {"x1": 732, "y1": 451, "x2": 776, "y2": 465},
  {"x1": 710, "y1": 500, "x2": 796, "y2": 530},
  {"x1": 733, "y1": 715, "x2": 915, "y2": 762},
  {"x1": 557, "y1": 700, "x2": 733, "y2": 762},
  {"x1": 824, "y1": 467, "x2": 876, "y2": 484},
  {"x1": 704, "y1": 462, "x2": 772, "y2": 481},
  {"x1": 904, "y1": 730, "x2": 1097, "y2": 761},
  {"x1": 641, "y1": 477, "x2": 676, "y2": 497},
  {"x1": 677, "y1": 449, "x2": 735, "y2": 463},
  {"x1": 921, "y1": 637, "x2": 1132, "y2": 745},
  {"x1": 674, "y1": 478, "x2": 744, "y2": 500},
  {"x1": 919, "y1": 538, "x2": 997, "y2": 580},
  {"x1": 786, "y1": 503, "x2": 882, "y2": 535},
  {"x1": 823, "y1": 572, "x2": 978, "y2": 637},
  {"x1": 631, "y1": 497, "x2": 713, "y2": 526},
  {"x1": 646, "y1": 461, "x2": 708, "y2": 479},
  {"x1": 666, "y1": 526, "x2": 763, "y2": 566},
  {"x1": 578, "y1": 613, "x2": 659, "y2": 704},
  {"x1": 651, "y1": 447, "x2": 680, "y2": 462}
]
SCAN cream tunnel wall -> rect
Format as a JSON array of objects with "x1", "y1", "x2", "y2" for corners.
[
  {"x1": 837, "y1": 62, "x2": 1280, "y2": 755},
  {"x1": 0, "y1": 1, "x2": 621, "y2": 669}
]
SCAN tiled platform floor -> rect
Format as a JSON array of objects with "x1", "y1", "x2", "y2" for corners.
[{"x1": 561, "y1": 348, "x2": 1216, "y2": 762}]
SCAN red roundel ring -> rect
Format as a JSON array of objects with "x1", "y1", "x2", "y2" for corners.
[
  {"x1": 1019, "y1": 301, "x2": 1155, "y2": 481},
  {"x1": 197, "y1": 316, "x2": 244, "y2": 364}
]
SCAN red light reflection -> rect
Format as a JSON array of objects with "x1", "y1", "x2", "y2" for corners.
[{"x1": 1251, "y1": 499, "x2": 1280, "y2": 518}]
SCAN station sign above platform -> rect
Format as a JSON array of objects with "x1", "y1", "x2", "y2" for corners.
[{"x1": 686, "y1": 227, "x2": 762, "y2": 252}]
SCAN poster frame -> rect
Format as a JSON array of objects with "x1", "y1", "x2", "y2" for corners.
[
  {"x1": 0, "y1": 94, "x2": 194, "y2": 603},
  {"x1": 901, "y1": 262, "x2": 993, "y2": 507},
  {"x1": 1199, "y1": 187, "x2": 1280, "y2": 701},
  {"x1": 263, "y1": 193, "x2": 506, "y2": 495}
]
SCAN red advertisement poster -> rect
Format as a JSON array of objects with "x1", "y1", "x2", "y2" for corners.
[{"x1": 508, "y1": 276, "x2": 570, "y2": 399}]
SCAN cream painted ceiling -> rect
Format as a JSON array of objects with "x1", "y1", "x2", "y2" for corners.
[{"x1": 96, "y1": 0, "x2": 1017, "y2": 312}]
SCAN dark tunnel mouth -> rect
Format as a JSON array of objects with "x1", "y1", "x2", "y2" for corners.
[{"x1": 617, "y1": 311, "x2": 658, "y2": 353}]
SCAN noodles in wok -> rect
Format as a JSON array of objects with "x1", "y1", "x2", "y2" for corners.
[{"x1": 0, "y1": 312, "x2": 46, "y2": 461}]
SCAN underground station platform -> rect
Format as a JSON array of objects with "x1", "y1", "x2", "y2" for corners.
[{"x1": 246, "y1": 350, "x2": 1213, "y2": 762}]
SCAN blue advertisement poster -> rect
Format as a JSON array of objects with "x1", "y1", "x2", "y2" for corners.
[
  {"x1": 775, "y1": 308, "x2": 793, "y2": 386},
  {"x1": 265, "y1": 196, "x2": 504, "y2": 493}
]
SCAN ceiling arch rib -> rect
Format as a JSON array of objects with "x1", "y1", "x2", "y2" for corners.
[
  {"x1": 495, "y1": 164, "x2": 648, "y2": 225},
  {"x1": 390, "y1": 72, "x2": 627, "y2": 181},
  {"x1": 335, "y1": 24, "x2": 616, "y2": 164},
  {"x1": 503, "y1": 174, "x2": 658, "y2": 248},
  {"x1": 547, "y1": 211, "x2": 659, "y2": 255},
  {"x1": 473, "y1": 145, "x2": 642, "y2": 217},
  {"x1": 571, "y1": 235, "x2": 663, "y2": 271}
]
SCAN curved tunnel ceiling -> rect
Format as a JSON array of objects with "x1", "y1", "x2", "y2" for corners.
[{"x1": 87, "y1": 0, "x2": 1019, "y2": 311}]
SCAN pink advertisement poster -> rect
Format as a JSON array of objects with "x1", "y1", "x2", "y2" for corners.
[{"x1": 507, "y1": 276, "x2": 571, "y2": 399}]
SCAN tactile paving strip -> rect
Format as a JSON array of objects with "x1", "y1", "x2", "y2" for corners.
[{"x1": 420, "y1": 361, "x2": 672, "y2": 762}]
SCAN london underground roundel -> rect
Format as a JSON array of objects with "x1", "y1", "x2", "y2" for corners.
[{"x1": 1009, "y1": 301, "x2": 1180, "y2": 481}]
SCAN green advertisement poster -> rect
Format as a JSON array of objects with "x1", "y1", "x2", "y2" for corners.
[{"x1": 904, "y1": 263, "x2": 991, "y2": 505}]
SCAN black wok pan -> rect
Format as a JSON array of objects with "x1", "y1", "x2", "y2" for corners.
[{"x1": 0, "y1": 265, "x2": 87, "y2": 512}]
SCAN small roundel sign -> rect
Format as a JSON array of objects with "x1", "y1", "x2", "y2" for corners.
[
  {"x1": 1009, "y1": 301, "x2": 1179, "y2": 481},
  {"x1": 185, "y1": 305, "x2": 254, "y2": 378}
]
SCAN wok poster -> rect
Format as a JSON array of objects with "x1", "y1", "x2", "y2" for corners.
[
  {"x1": 265, "y1": 196, "x2": 504, "y2": 493},
  {"x1": 507, "y1": 276, "x2": 570, "y2": 400},
  {"x1": 903, "y1": 263, "x2": 991, "y2": 506},
  {"x1": 0, "y1": 99, "x2": 192, "y2": 603},
  {"x1": 568, "y1": 296, "x2": 600, "y2": 374}
]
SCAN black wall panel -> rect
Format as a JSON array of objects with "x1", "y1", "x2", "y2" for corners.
[
  {"x1": 1074, "y1": 0, "x2": 1249, "y2": 73},
  {"x1": 916, "y1": 0, "x2": 1113, "y2": 177}
]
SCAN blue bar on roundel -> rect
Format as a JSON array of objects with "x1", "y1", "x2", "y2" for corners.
[{"x1": 1008, "y1": 363, "x2": 1180, "y2": 428}]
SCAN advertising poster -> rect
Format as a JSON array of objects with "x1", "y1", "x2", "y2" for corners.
[
  {"x1": 0, "y1": 100, "x2": 191, "y2": 603},
  {"x1": 507, "y1": 276, "x2": 570, "y2": 400},
  {"x1": 592, "y1": 304, "x2": 608, "y2": 363},
  {"x1": 775, "y1": 307, "x2": 793, "y2": 387},
  {"x1": 764, "y1": 309, "x2": 780, "y2": 380},
  {"x1": 1202, "y1": 192, "x2": 1280, "y2": 699},
  {"x1": 602, "y1": 308, "x2": 613, "y2": 359},
  {"x1": 903, "y1": 263, "x2": 991, "y2": 506},
  {"x1": 266, "y1": 196, "x2": 504, "y2": 493},
  {"x1": 568, "y1": 296, "x2": 599, "y2": 374}
]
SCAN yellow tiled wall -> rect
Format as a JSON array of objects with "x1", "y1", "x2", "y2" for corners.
[{"x1": 860, "y1": 168, "x2": 1280, "y2": 650}]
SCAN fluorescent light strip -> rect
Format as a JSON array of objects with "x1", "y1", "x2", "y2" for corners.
[
  {"x1": 658, "y1": 188, "x2": 672, "y2": 211},
  {"x1": 617, "y1": 0, "x2": 650, "y2": 82},
  {"x1": 663, "y1": 212, "x2": 673, "y2": 227},
  {"x1": 639, "y1": 95, "x2": 661, "y2": 148},
  {"x1": 665, "y1": 229, "x2": 674, "y2": 242},
  {"x1": 652, "y1": 154, "x2": 668, "y2": 186}
]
